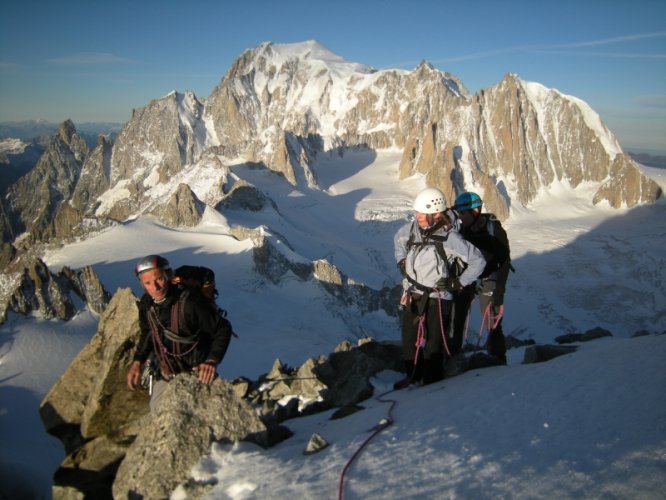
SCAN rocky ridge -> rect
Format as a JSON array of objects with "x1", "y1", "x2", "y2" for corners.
[
  {"x1": 39, "y1": 287, "x2": 404, "y2": 498},
  {"x1": 39, "y1": 284, "x2": 658, "y2": 499}
]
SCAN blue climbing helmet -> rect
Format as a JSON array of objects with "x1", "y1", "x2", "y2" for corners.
[{"x1": 453, "y1": 192, "x2": 483, "y2": 212}]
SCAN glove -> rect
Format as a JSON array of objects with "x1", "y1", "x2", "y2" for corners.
[
  {"x1": 397, "y1": 259, "x2": 407, "y2": 277},
  {"x1": 437, "y1": 276, "x2": 464, "y2": 293}
]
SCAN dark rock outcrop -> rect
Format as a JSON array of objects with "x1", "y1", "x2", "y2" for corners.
[
  {"x1": 153, "y1": 182, "x2": 205, "y2": 227},
  {"x1": 4, "y1": 120, "x2": 88, "y2": 244},
  {"x1": 0, "y1": 259, "x2": 110, "y2": 323},
  {"x1": 523, "y1": 344, "x2": 578, "y2": 364}
]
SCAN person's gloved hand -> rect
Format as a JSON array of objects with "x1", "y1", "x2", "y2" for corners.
[{"x1": 437, "y1": 276, "x2": 463, "y2": 293}]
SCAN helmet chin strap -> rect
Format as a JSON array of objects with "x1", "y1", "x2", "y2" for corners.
[{"x1": 420, "y1": 214, "x2": 447, "y2": 234}]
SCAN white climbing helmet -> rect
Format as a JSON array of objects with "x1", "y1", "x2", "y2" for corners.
[{"x1": 413, "y1": 187, "x2": 446, "y2": 214}]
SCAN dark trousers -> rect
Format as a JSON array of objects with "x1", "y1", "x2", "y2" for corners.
[
  {"x1": 452, "y1": 280, "x2": 506, "y2": 361},
  {"x1": 400, "y1": 295, "x2": 453, "y2": 384}
]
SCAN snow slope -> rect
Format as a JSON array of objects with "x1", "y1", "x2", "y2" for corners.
[{"x1": 0, "y1": 151, "x2": 665, "y2": 499}]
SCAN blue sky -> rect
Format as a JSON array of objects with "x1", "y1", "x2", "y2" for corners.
[{"x1": 1, "y1": 0, "x2": 664, "y2": 153}]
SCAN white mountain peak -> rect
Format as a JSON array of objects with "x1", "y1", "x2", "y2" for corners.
[
  {"x1": 256, "y1": 40, "x2": 376, "y2": 77},
  {"x1": 520, "y1": 78, "x2": 622, "y2": 158}
]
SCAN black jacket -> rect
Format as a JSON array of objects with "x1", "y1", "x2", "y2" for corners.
[
  {"x1": 134, "y1": 285, "x2": 232, "y2": 375},
  {"x1": 460, "y1": 213, "x2": 511, "y2": 305}
]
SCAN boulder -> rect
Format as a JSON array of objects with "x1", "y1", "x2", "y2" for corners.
[
  {"x1": 112, "y1": 375, "x2": 270, "y2": 500},
  {"x1": 523, "y1": 344, "x2": 578, "y2": 364},
  {"x1": 39, "y1": 288, "x2": 145, "y2": 451}
]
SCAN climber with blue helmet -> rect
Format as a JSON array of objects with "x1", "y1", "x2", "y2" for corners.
[
  {"x1": 452, "y1": 192, "x2": 512, "y2": 364},
  {"x1": 452, "y1": 191, "x2": 483, "y2": 212}
]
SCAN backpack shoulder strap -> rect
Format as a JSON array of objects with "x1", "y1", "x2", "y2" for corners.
[
  {"x1": 173, "y1": 288, "x2": 190, "y2": 336},
  {"x1": 484, "y1": 213, "x2": 498, "y2": 236}
]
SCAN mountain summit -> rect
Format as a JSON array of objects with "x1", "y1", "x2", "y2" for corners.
[{"x1": 0, "y1": 40, "x2": 661, "y2": 250}]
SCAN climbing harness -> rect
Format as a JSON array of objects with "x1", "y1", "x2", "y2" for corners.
[
  {"x1": 403, "y1": 288, "x2": 452, "y2": 384},
  {"x1": 146, "y1": 294, "x2": 199, "y2": 380}
]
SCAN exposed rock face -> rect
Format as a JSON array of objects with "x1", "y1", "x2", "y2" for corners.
[
  {"x1": 0, "y1": 259, "x2": 110, "y2": 323},
  {"x1": 248, "y1": 229, "x2": 401, "y2": 315},
  {"x1": 70, "y1": 134, "x2": 113, "y2": 212},
  {"x1": 216, "y1": 179, "x2": 276, "y2": 212},
  {"x1": 95, "y1": 91, "x2": 215, "y2": 222},
  {"x1": 593, "y1": 153, "x2": 662, "y2": 207},
  {"x1": 39, "y1": 289, "x2": 140, "y2": 447},
  {"x1": 59, "y1": 265, "x2": 112, "y2": 315},
  {"x1": 5, "y1": 259, "x2": 75, "y2": 321},
  {"x1": 251, "y1": 229, "x2": 312, "y2": 283},
  {"x1": 112, "y1": 376, "x2": 269, "y2": 500},
  {"x1": 153, "y1": 182, "x2": 204, "y2": 227},
  {"x1": 0, "y1": 235, "x2": 15, "y2": 265},
  {"x1": 4, "y1": 120, "x2": 89, "y2": 244},
  {"x1": 461, "y1": 75, "x2": 662, "y2": 212},
  {"x1": 232, "y1": 338, "x2": 403, "y2": 425},
  {"x1": 45, "y1": 133, "x2": 117, "y2": 242},
  {"x1": 0, "y1": 138, "x2": 44, "y2": 195},
  {"x1": 112, "y1": 91, "x2": 207, "y2": 185},
  {"x1": 0, "y1": 201, "x2": 13, "y2": 243}
]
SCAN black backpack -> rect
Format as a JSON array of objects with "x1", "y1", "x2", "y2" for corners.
[
  {"x1": 461, "y1": 215, "x2": 510, "y2": 279},
  {"x1": 171, "y1": 265, "x2": 237, "y2": 338}
]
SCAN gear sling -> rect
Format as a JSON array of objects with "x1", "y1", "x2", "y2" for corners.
[{"x1": 146, "y1": 289, "x2": 199, "y2": 382}]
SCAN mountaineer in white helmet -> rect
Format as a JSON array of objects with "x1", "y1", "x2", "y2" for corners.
[{"x1": 393, "y1": 187, "x2": 486, "y2": 388}]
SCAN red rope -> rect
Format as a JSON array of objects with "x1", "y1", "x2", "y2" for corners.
[
  {"x1": 337, "y1": 390, "x2": 397, "y2": 500},
  {"x1": 433, "y1": 289, "x2": 451, "y2": 357},
  {"x1": 413, "y1": 315, "x2": 426, "y2": 366},
  {"x1": 475, "y1": 301, "x2": 493, "y2": 351},
  {"x1": 338, "y1": 290, "x2": 451, "y2": 498},
  {"x1": 147, "y1": 306, "x2": 199, "y2": 379},
  {"x1": 148, "y1": 311, "x2": 177, "y2": 377}
]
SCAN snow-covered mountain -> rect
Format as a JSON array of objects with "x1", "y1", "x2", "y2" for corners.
[
  {"x1": 0, "y1": 38, "x2": 663, "y2": 328},
  {"x1": 1, "y1": 153, "x2": 664, "y2": 499},
  {"x1": 1, "y1": 40, "x2": 661, "y2": 252}
]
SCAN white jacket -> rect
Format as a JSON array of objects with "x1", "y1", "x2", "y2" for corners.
[{"x1": 394, "y1": 219, "x2": 486, "y2": 299}]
